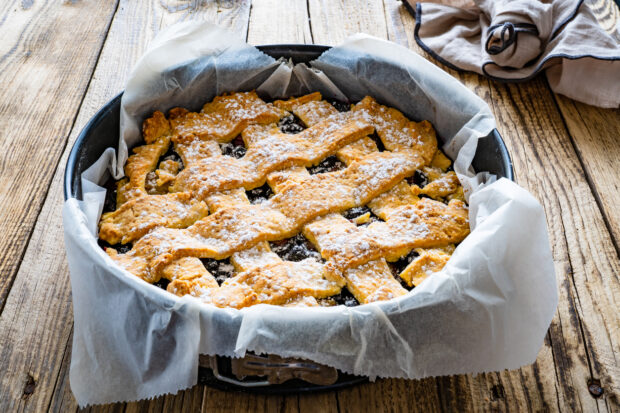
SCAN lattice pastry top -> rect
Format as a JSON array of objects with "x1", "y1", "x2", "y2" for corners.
[{"x1": 98, "y1": 91, "x2": 470, "y2": 309}]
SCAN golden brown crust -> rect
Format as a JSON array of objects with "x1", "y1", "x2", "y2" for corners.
[
  {"x1": 99, "y1": 192, "x2": 208, "y2": 244},
  {"x1": 399, "y1": 246, "x2": 455, "y2": 287},
  {"x1": 273, "y1": 91, "x2": 322, "y2": 111},
  {"x1": 430, "y1": 149, "x2": 452, "y2": 171},
  {"x1": 420, "y1": 171, "x2": 460, "y2": 199},
  {"x1": 101, "y1": 91, "x2": 469, "y2": 308},
  {"x1": 170, "y1": 114, "x2": 375, "y2": 198},
  {"x1": 305, "y1": 198, "x2": 469, "y2": 278},
  {"x1": 165, "y1": 257, "x2": 219, "y2": 295},
  {"x1": 352, "y1": 96, "x2": 437, "y2": 164},
  {"x1": 169, "y1": 91, "x2": 285, "y2": 143},
  {"x1": 216, "y1": 260, "x2": 340, "y2": 308},
  {"x1": 112, "y1": 151, "x2": 422, "y2": 279}
]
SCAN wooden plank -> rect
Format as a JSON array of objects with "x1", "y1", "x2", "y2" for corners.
[
  {"x1": 47, "y1": 329, "x2": 78, "y2": 413},
  {"x1": 247, "y1": 0, "x2": 312, "y2": 44},
  {"x1": 0, "y1": 1, "x2": 251, "y2": 412},
  {"x1": 384, "y1": 2, "x2": 620, "y2": 412},
  {"x1": 0, "y1": 0, "x2": 119, "y2": 313},
  {"x1": 203, "y1": 387, "x2": 298, "y2": 413},
  {"x1": 298, "y1": 392, "x2": 339, "y2": 413},
  {"x1": 307, "y1": 0, "x2": 389, "y2": 44},
  {"x1": 335, "y1": 379, "x2": 442, "y2": 413},
  {"x1": 486, "y1": 76, "x2": 620, "y2": 413},
  {"x1": 552, "y1": 95, "x2": 620, "y2": 252}
]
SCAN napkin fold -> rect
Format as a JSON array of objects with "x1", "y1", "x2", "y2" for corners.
[{"x1": 405, "y1": 0, "x2": 620, "y2": 107}]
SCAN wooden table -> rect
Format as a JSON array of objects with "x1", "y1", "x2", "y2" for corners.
[{"x1": 0, "y1": 1, "x2": 618, "y2": 411}]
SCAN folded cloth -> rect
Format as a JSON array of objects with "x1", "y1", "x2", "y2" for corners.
[{"x1": 404, "y1": 0, "x2": 620, "y2": 108}]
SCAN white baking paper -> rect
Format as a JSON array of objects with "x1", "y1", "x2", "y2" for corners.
[{"x1": 62, "y1": 22, "x2": 557, "y2": 406}]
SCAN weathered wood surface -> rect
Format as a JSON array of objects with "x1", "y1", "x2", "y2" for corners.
[
  {"x1": 552, "y1": 95, "x2": 620, "y2": 253},
  {"x1": 0, "y1": 0, "x2": 618, "y2": 412},
  {"x1": 0, "y1": 1, "x2": 251, "y2": 412},
  {"x1": 0, "y1": 0, "x2": 119, "y2": 315}
]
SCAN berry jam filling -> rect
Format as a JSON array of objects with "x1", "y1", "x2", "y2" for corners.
[
  {"x1": 270, "y1": 234, "x2": 322, "y2": 262},
  {"x1": 278, "y1": 114, "x2": 306, "y2": 134},
  {"x1": 220, "y1": 136, "x2": 247, "y2": 159},
  {"x1": 330, "y1": 99, "x2": 351, "y2": 113},
  {"x1": 388, "y1": 249, "x2": 420, "y2": 281},
  {"x1": 343, "y1": 206, "x2": 371, "y2": 220},
  {"x1": 342, "y1": 206, "x2": 381, "y2": 226},
  {"x1": 246, "y1": 183, "x2": 274, "y2": 204},
  {"x1": 98, "y1": 239, "x2": 132, "y2": 254},
  {"x1": 330, "y1": 288, "x2": 359, "y2": 307},
  {"x1": 407, "y1": 170, "x2": 429, "y2": 187},
  {"x1": 154, "y1": 278, "x2": 170, "y2": 290},
  {"x1": 201, "y1": 258, "x2": 235, "y2": 285},
  {"x1": 308, "y1": 156, "x2": 346, "y2": 175},
  {"x1": 369, "y1": 132, "x2": 386, "y2": 152}
]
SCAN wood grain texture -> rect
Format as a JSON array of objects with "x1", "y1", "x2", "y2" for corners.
[
  {"x1": 0, "y1": 0, "x2": 119, "y2": 314},
  {"x1": 487, "y1": 78, "x2": 620, "y2": 413},
  {"x1": 0, "y1": 0, "x2": 251, "y2": 412},
  {"x1": 385, "y1": 5, "x2": 580, "y2": 410},
  {"x1": 307, "y1": 0, "x2": 389, "y2": 44},
  {"x1": 202, "y1": 387, "x2": 299, "y2": 413},
  {"x1": 247, "y1": 0, "x2": 312, "y2": 44},
  {"x1": 552, "y1": 95, "x2": 620, "y2": 252}
]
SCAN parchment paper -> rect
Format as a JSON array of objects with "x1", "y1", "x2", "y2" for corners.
[{"x1": 62, "y1": 22, "x2": 557, "y2": 406}]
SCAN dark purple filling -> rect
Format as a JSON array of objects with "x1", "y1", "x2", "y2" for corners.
[
  {"x1": 388, "y1": 249, "x2": 419, "y2": 279},
  {"x1": 98, "y1": 239, "x2": 132, "y2": 254},
  {"x1": 278, "y1": 114, "x2": 306, "y2": 134},
  {"x1": 369, "y1": 132, "x2": 386, "y2": 152},
  {"x1": 407, "y1": 169, "x2": 429, "y2": 187},
  {"x1": 343, "y1": 206, "x2": 371, "y2": 220},
  {"x1": 200, "y1": 258, "x2": 235, "y2": 285},
  {"x1": 154, "y1": 278, "x2": 170, "y2": 290},
  {"x1": 246, "y1": 183, "x2": 274, "y2": 204},
  {"x1": 270, "y1": 234, "x2": 321, "y2": 262},
  {"x1": 329, "y1": 288, "x2": 359, "y2": 307},
  {"x1": 329, "y1": 99, "x2": 351, "y2": 113},
  {"x1": 220, "y1": 136, "x2": 247, "y2": 159},
  {"x1": 308, "y1": 155, "x2": 346, "y2": 175}
]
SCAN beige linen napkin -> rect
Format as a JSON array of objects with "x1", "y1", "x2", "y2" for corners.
[{"x1": 404, "y1": 0, "x2": 620, "y2": 108}]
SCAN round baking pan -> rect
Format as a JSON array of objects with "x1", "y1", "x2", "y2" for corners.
[{"x1": 63, "y1": 44, "x2": 514, "y2": 393}]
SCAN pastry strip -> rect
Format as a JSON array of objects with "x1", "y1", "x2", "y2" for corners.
[
  {"x1": 99, "y1": 192, "x2": 208, "y2": 244},
  {"x1": 116, "y1": 111, "x2": 172, "y2": 205},
  {"x1": 103, "y1": 92, "x2": 469, "y2": 307},
  {"x1": 165, "y1": 142, "x2": 340, "y2": 307},
  {"x1": 169, "y1": 91, "x2": 285, "y2": 143},
  {"x1": 269, "y1": 96, "x2": 408, "y2": 302},
  {"x1": 170, "y1": 113, "x2": 375, "y2": 198},
  {"x1": 399, "y1": 246, "x2": 455, "y2": 287},
  {"x1": 109, "y1": 151, "x2": 422, "y2": 279}
]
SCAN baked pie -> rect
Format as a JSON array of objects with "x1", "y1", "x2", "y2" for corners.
[{"x1": 98, "y1": 91, "x2": 470, "y2": 309}]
